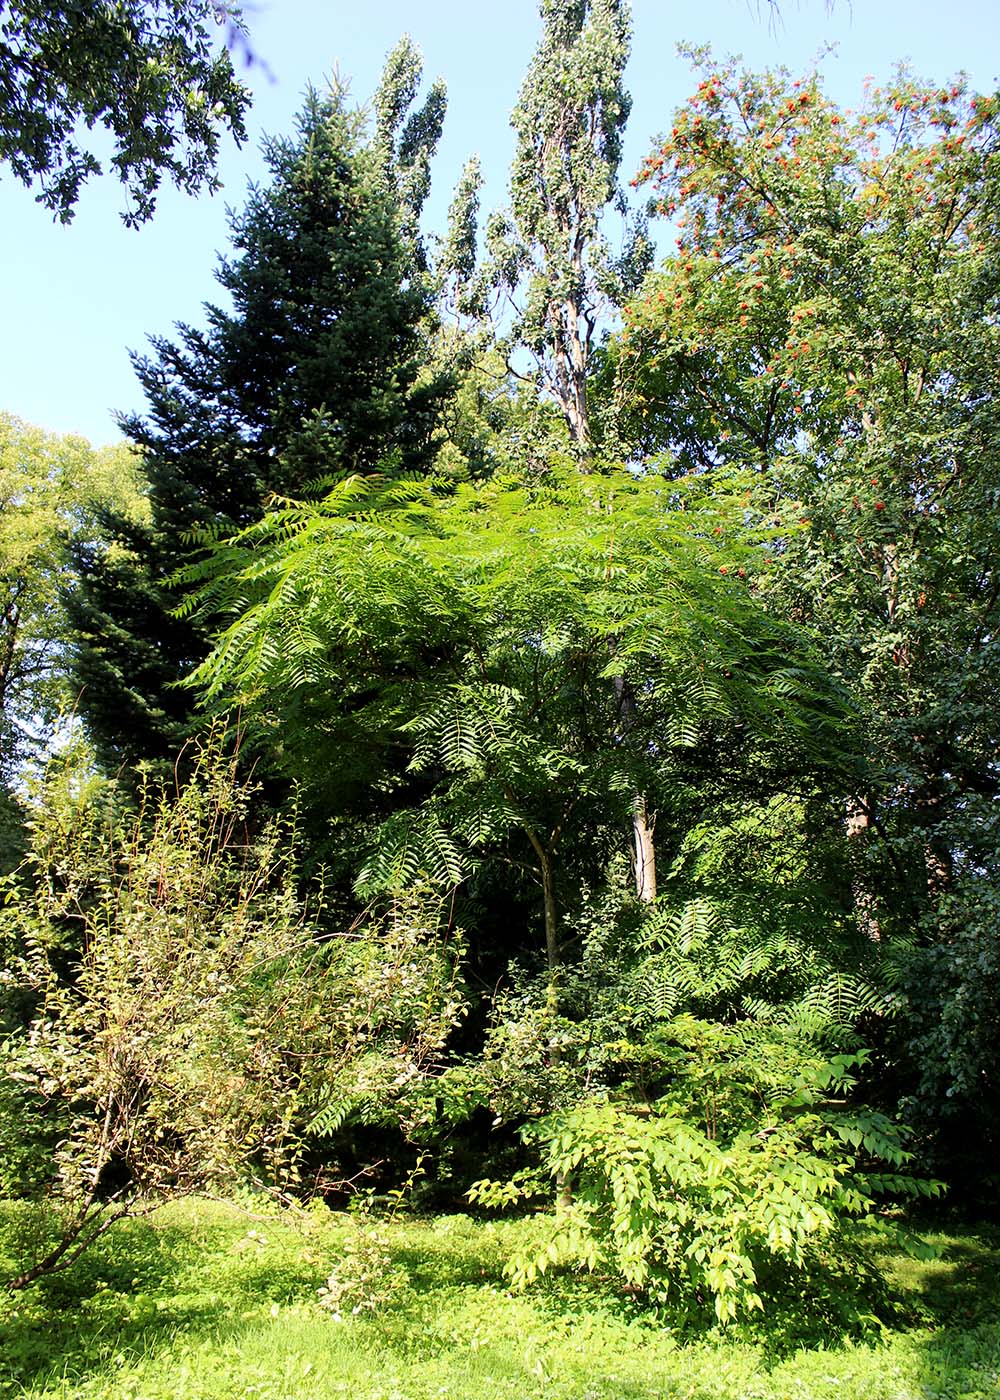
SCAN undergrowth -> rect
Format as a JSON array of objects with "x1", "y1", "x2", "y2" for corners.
[{"x1": 0, "y1": 1199, "x2": 997, "y2": 1400}]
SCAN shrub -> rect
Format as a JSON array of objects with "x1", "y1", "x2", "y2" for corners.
[
  {"x1": 0, "y1": 740, "x2": 465, "y2": 1290},
  {"x1": 470, "y1": 1053, "x2": 941, "y2": 1323}
]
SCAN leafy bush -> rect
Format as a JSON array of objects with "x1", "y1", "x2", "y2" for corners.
[
  {"x1": 894, "y1": 875, "x2": 1000, "y2": 1200},
  {"x1": 470, "y1": 1054, "x2": 940, "y2": 1323},
  {"x1": 316, "y1": 1188, "x2": 413, "y2": 1321},
  {"x1": 0, "y1": 741, "x2": 466, "y2": 1289}
]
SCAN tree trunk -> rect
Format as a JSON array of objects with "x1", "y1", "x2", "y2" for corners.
[
  {"x1": 534, "y1": 839, "x2": 572, "y2": 1203},
  {"x1": 914, "y1": 775, "x2": 953, "y2": 896},
  {"x1": 614, "y1": 675, "x2": 657, "y2": 902},
  {"x1": 522, "y1": 817, "x2": 561, "y2": 1008},
  {"x1": 845, "y1": 796, "x2": 880, "y2": 942},
  {"x1": 554, "y1": 294, "x2": 591, "y2": 454},
  {"x1": 540, "y1": 846, "x2": 560, "y2": 1005},
  {"x1": 632, "y1": 793, "x2": 657, "y2": 903}
]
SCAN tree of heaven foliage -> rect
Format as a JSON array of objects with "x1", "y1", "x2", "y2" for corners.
[
  {"x1": 67, "y1": 42, "x2": 453, "y2": 775},
  {"x1": 611, "y1": 54, "x2": 1000, "y2": 1189},
  {"x1": 0, "y1": 0, "x2": 250, "y2": 225},
  {"x1": 457, "y1": 0, "x2": 660, "y2": 899},
  {"x1": 183, "y1": 466, "x2": 851, "y2": 1000}
]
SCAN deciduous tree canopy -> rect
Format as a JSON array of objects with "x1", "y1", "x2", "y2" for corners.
[{"x1": 0, "y1": 0, "x2": 251, "y2": 223}]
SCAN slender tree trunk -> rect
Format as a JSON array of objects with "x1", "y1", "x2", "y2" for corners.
[
  {"x1": 531, "y1": 837, "x2": 572, "y2": 1203},
  {"x1": 539, "y1": 846, "x2": 560, "y2": 1000},
  {"x1": 614, "y1": 675, "x2": 657, "y2": 902},
  {"x1": 845, "y1": 795, "x2": 880, "y2": 942},
  {"x1": 551, "y1": 273, "x2": 658, "y2": 900},
  {"x1": 6, "y1": 1211, "x2": 104, "y2": 1291},
  {"x1": 0, "y1": 597, "x2": 23, "y2": 737},
  {"x1": 522, "y1": 815, "x2": 561, "y2": 1007},
  {"x1": 632, "y1": 793, "x2": 657, "y2": 903}
]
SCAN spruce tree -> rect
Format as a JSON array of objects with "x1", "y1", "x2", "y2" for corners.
[{"x1": 69, "y1": 45, "x2": 451, "y2": 773}]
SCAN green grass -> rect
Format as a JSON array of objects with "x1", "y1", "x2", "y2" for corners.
[{"x1": 1, "y1": 1200, "x2": 998, "y2": 1400}]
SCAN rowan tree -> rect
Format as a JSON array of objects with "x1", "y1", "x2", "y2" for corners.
[{"x1": 613, "y1": 55, "x2": 1000, "y2": 1183}]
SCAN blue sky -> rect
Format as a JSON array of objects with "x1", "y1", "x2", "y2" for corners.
[{"x1": 4, "y1": 0, "x2": 999, "y2": 446}]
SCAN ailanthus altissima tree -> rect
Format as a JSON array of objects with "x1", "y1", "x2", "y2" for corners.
[
  {"x1": 184, "y1": 465, "x2": 851, "y2": 998},
  {"x1": 451, "y1": 0, "x2": 661, "y2": 898}
]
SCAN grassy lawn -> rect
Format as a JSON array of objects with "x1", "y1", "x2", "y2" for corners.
[{"x1": 1, "y1": 1200, "x2": 998, "y2": 1400}]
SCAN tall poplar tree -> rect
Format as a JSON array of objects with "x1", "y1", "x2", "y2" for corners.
[
  {"x1": 482, "y1": 0, "x2": 650, "y2": 453},
  {"x1": 68, "y1": 43, "x2": 451, "y2": 773}
]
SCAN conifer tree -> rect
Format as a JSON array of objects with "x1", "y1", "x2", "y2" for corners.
[{"x1": 68, "y1": 44, "x2": 451, "y2": 773}]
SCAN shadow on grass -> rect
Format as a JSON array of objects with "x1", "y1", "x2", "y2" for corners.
[
  {"x1": 0, "y1": 1208, "x2": 317, "y2": 1396},
  {"x1": 904, "y1": 1230, "x2": 1000, "y2": 1325},
  {"x1": 389, "y1": 1215, "x2": 1000, "y2": 1365},
  {"x1": 907, "y1": 1230, "x2": 1000, "y2": 1400},
  {"x1": 387, "y1": 1218, "x2": 894, "y2": 1358},
  {"x1": 5, "y1": 1207, "x2": 1000, "y2": 1400},
  {"x1": 915, "y1": 1323, "x2": 1000, "y2": 1400}
]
